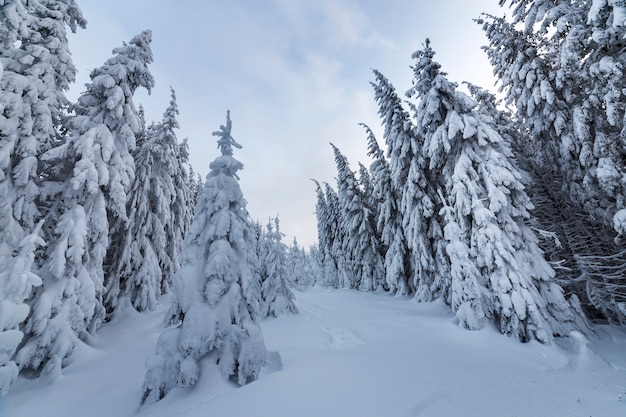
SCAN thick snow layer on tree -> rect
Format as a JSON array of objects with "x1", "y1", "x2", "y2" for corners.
[{"x1": 4, "y1": 287, "x2": 626, "y2": 417}]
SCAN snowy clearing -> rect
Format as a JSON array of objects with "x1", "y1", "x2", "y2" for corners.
[{"x1": 3, "y1": 287, "x2": 626, "y2": 417}]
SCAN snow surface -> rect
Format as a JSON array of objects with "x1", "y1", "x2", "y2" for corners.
[{"x1": 3, "y1": 287, "x2": 626, "y2": 417}]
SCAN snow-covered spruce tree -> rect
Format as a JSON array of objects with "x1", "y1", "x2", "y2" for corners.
[
  {"x1": 362, "y1": 124, "x2": 407, "y2": 294},
  {"x1": 175, "y1": 136, "x2": 195, "y2": 241},
  {"x1": 324, "y1": 182, "x2": 350, "y2": 288},
  {"x1": 142, "y1": 111, "x2": 269, "y2": 404},
  {"x1": 0, "y1": 1, "x2": 84, "y2": 388},
  {"x1": 307, "y1": 244, "x2": 324, "y2": 284},
  {"x1": 482, "y1": 0, "x2": 626, "y2": 226},
  {"x1": 187, "y1": 164, "x2": 203, "y2": 207},
  {"x1": 479, "y1": 2, "x2": 626, "y2": 323},
  {"x1": 163, "y1": 98, "x2": 195, "y2": 277},
  {"x1": 358, "y1": 162, "x2": 375, "y2": 214},
  {"x1": 73, "y1": 29, "x2": 155, "y2": 316},
  {"x1": 406, "y1": 40, "x2": 583, "y2": 342},
  {"x1": 369, "y1": 71, "x2": 416, "y2": 295},
  {"x1": 109, "y1": 91, "x2": 178, "y2": 311},
  {"x1": 107, "y1": 89, "x2": 189, "y2": 313},
  {"x1": 16, "y1": 30, "x2": 154, "y2": 377},
  {"x1": 312, "y1": 179, "x2": 338, "y2": 287},
  {"x1": 260, "y1": 217, "x2": 297, "y2": 317},
  {"x1": 286, "y1": 237, "x2": 315, "y2": 289},
  {"x1": 0, "y1": 0, "x2": 85, "y2": 323},
  {"x1": 331, "y1": 143, "x2": 384, "y2": 291},
  {"x1": 1, "y1": 0, "x2": 81, "y2": 228},
  {"x1": 246, "y1": 219, "x2": 263, "y2": 319}
]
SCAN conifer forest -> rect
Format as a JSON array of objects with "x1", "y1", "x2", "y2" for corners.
[{"x1": 1, "y1": 1, "x2": 626, "y2": 414}]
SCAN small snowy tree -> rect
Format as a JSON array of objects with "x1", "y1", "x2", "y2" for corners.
[
  {"x1": 142, "y1": 111, "x2": 269, "y2": 404},
  {"x1": 260, "y1": 217, "x2": 298, "y2": 317}
]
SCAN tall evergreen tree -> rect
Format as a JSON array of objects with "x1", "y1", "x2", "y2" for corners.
[
  {"x1": 0, "y1": 0, "x2": 84, "y2": 391},
  {"x1": 370, "y1": 71, "x2": 415, "y2": 294},
  {"x1": 106, "y1": 90, "x2": 187, "y2": 313},
  {"x1": 363, "y1": 124, "x2": 407, "y2": 294},
  {"x1": 324, "y1": 182, "x2": 349, "y2": 288},
  {"x1": 171, "y1": 132, "x2": 194, "y2": 271},
  {"x1": 479, "y1": 1, "x2": 626, "y2": 323},
  {"x1": 142, "y1": 111, "x2": 269, "y2": 404},
  {"x1": 16, "y1": 30, "x2": 154, "y2": 377},
  {"x1": 406, "y1": 40, "x2": 583, "y2": 342},
  {"x1": 0, "y1": 0, "x2": 86, "y2": 293},
  {"x1": 312, "y1": 179, "x2": 338, "y2": 287},
  {"x1": 95, "y1": 30, "x2": 155, "y2": 314},
  {"x1": 331, "y1": 143, "x2": 384, "y2": 291},
  {"x1": 108, "y1": 90, "x2": 194, "y2": 312}
]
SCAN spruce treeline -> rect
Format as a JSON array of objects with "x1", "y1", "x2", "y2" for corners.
[{"x1": 314, "y1": 0, "x2": 626, "y2": 343}]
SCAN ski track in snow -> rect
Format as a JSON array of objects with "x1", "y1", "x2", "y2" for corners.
[{"x1": 3, "y1": 287, "x2": 626, "y2": 417}]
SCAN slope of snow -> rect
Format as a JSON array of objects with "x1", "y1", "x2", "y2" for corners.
[{"x1": 3, "y1": 287, "x2": 626, "y2": 417}]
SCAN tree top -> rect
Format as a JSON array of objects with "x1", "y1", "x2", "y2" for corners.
[{"x1": 212, "y1": 110, "x2": 242, "y2": 156}]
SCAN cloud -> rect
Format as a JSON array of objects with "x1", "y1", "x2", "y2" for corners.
[{"x1": 66, "y1": 0, "x2": 503, "y2": 247}]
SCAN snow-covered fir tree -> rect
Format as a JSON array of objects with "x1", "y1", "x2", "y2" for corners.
[
  {"x1": 107, "y1": 89, "x2": 188, "y2": 313},
  {"x1": 142, "y1": 111, "x2": 269, "y2": 404},
  {"x1": 174, "y1": 136, "x2": 195, "y2": 241},
  {"x1": 286, "y1": 237, "x2": 315, "y2": 289},
  {"x1": 164, "y1": 103, "x2": 194, "y2": 275},
  {"x1": 331, "y1": 143, "x2": 384, "y2": 291},
  {"x1": 324, "y1": 182, "x2": 349, "y2": 288},
  {"x1": 406, "y1": 40, "x2": 583, "y2": 342},
  {"x1": 362, "y1": 124, "x2": 407, "y2": 294},
  {"x1": 95, "y1": 30, "x2": 155, "y2": 315},
  {"x1": 369, "y1": 71, "x2": 414, "y2": 294},
  {"x1": 0, "y1": 1, "x2": 85, "y2": 391},
  {"x1": 16, "y1": 30, "x2": 154, "y2": 378},
  {"x1": 109, "y1": 90, "x2": 193, "y2": 311},
  {"x1": 246, "y1": 219, "x2": 263, "y2": 319},
  {"x1": 312, "y1": 179, "x2": 338, "y2": 287},
  {"x1": 479, "y1": 1, "x2": 626, "y2": 323},
  {"x1": 260, "y1": 217, "x2": 298, "y2": 317}
]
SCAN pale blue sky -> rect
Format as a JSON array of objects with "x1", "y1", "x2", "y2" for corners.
[{"x1": 69, "y1": 1, "x2": 503, "y2": 247}]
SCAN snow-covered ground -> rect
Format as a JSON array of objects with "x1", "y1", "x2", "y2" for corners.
[{"x1": 3, "y1": 287, "x2": 626, "y2": 417}]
